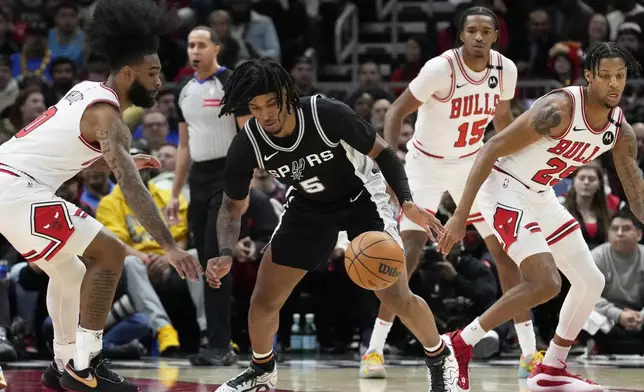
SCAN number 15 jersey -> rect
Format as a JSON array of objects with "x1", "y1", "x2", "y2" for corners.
[
  {"x1": 495, "y1": 86, "x2": 623, "y2": 192},
  {"x1": 409, "y1": 47, "x2": 517, "y2": 159},
  {"x1": 0, "y1": 81, "x2": 120, "y2": 190}
]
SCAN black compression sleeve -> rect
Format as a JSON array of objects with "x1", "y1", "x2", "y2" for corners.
[{"x1": 375, "y1": 147, "x2": 413, "y2": 205}]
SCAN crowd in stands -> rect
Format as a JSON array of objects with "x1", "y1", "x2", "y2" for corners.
[{"x1": 0, "y1": 0, "x2": 641, "y2": 365}]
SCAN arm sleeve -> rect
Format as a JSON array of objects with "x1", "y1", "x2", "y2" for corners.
[
  {"x1": 408, "y1": 56, "x2": 452, "y2": 103},
  {"x1": 95, "y1": 195, "x2": 131, "y2": 244},
  {"x1": 223, "y1": 133, "x2": 257, "y2": 200},
  {"x1": 315, "y1": 97, "x2": 376, "y2": 155},
  {"x1": 500, "y1": 57, "x2": 518, "y2": 101}
]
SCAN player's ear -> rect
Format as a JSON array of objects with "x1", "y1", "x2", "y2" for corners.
[
  {"x1": 120, "y1": 65, "x2": 135, "y2": 84},
  {"x1": 584, "y1": 68, "x2": 591, "y2": 83}
]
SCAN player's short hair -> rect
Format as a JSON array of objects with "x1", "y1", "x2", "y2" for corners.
[
  {"x1": 584, "y1": 42, "x2": 641, "y2": 76},
  {"x1": 456, "y1": 6, "x2": 499, "y2": 49},
  {"x1": 219, "y1": 58, "x2": 301, "y2": 117},
  {"x1": 190, "y1": 26, "x2": 220, "y2": 45},
  {"x1": 85, "y1": 0, "x2": 171, "y2": 72}
]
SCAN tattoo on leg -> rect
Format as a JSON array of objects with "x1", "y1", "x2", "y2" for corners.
[{"x1": 85, "y1": 269, "x2": 119, "y2": 325}]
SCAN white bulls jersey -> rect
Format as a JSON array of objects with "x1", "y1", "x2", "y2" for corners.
[
  {"x1": 408, "y1": 47, "x2": 517, "y2": 158},
  {"x1": 495, "y1": 86, "x2": 623, "y2": 191},
  {"x1": 0, "y1": 81, "x2": 120, "y2": 190}
]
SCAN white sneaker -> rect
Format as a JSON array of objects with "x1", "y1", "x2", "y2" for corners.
[
  {"x1": 359, "y1": 350, "x2": 386, "y2": 379},
  {"x1": 215, "y1": 363, "x2": 277, "y2": 392},
  {"x1": 426, "y1": 343, "x2": 459, "y2": 392}
]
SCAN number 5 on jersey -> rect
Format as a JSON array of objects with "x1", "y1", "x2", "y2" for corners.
[
  {"x1": 300, "y1": 176, "x2": 325, "y2": 193},
  {"x1": 454, "y1": 118, "x2": 488, "y2": 147}
]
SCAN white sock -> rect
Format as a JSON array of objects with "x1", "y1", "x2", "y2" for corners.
[
  {"x1": 543, "y1": 341, "x2": 570, "y2": 368},
  {"x1": 54, "y1": 341, "x2": 76, "y2": 371},
  {"x1": 367, "y1": 318, "x2": 393, "y2": 354},
  {"x1": 75, "y1": 327, "x2": 103, "y2": 370},
  {"x1": 460, "y1": 317, "x2": 487, "y2": 347},
  {"x1": 515, "y1": 320, "x2": 537, "y2": 357},
  {"x1": 424, "y1": 339, "x2": 444, "y2": 353}
]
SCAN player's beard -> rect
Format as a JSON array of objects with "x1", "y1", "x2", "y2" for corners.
[{"x1": 128, "y1": 78, "x2": 156, "y2": 108}]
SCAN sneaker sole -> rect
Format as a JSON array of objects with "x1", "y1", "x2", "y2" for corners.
[
  {"x1": 42, "y1": 373, "x2": 65, "y2": 392},
  {"x1": 359, "y1": 366, "x2": 386, "y2": 379}
]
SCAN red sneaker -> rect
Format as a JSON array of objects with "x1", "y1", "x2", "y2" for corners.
[
  {"x1": 527, "y1": 363, "x2": 603, "y2": 391},
  {"x1": 442, "y1": 331, "x2": 473, "y2": 392}
]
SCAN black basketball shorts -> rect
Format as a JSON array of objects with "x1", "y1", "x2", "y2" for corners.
[{"x1": 268, "y1": 188, "x2": 402, "y2": 271}]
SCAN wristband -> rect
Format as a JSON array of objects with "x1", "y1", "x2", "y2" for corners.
[{"x1": 220, "y1": 248, "x2": 234, "y2": 257}]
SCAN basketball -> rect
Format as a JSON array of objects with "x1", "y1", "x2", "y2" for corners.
[{"x1": 344, "y1": 231, "x2": 404, "y2": 291}]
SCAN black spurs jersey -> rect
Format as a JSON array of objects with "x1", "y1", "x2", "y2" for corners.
[{"x1": 224, "y1": 95, "x2": 387, "y2": 207}]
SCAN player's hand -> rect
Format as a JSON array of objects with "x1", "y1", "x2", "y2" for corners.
[
  {"x1": 133, "y1": 154, "x2": 161, "y2": 170},
  {"x1": 401, "y1": 201, "x2": 445, "y2": 242},
  {"x1": 165, "y1": 246, "x2": 202, "y2": 281},
  {"x1": 205, "y1": 256, "x2": 233, "y2": 288},
  {"x1": 436, "y1": 211, "x2": 468, "y2": 255},
  {"x1": 164, "y1": 197, "x2": 180, "y2": 225}
]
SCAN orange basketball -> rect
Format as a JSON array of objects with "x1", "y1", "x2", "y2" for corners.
[{"x1": 344, "y1": 231, "x2": 404, "y2": 291}]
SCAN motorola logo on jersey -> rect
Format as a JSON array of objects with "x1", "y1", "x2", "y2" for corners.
[
  {"x1": 602, "y1": 131, "x2": 615, "y2": 145},
  {"x1": 267, "y1": 150, "x2": 334, "y2": 179},
  {"x1": 488, "y1": 76, "x2": 498, "y2": 89},
  {"x1": 449, "y1": 93, "x2": 500, "y2": 119}
]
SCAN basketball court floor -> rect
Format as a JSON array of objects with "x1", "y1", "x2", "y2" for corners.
[{"x1": 3, "y1": 355, "x2": 644, "y2": 391}]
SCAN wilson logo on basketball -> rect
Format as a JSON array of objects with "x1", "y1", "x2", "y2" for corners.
[{"x1": 378, "y1": 264, "x2": 400, "y2": 278}]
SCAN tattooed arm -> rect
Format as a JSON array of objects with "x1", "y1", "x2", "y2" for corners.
[
  {"x1": 453, "y1": 92, "x2": 572, "y2": 219},
  {"x1": 217, "y1": 193, "x2": 247, "y2": 257},
  {"x1": 82, "y1": 103, "x2": 177, "y2": 249},
  {"x1": 612, "y1": 121, "x2": 644, "y2": 222}
]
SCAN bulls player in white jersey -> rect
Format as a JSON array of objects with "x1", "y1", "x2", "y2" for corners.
[
  {"x1": 361, "y1": 6, "x2": 541, "y2": 380},
  {"x1": 0, "y1": 1, "x2": 201, "y2": 391},
  {"x1": 437, "y1": 42, "x2": 644, "y2": 392}
]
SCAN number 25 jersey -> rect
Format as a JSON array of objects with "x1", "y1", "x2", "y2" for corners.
[
  {"x1": 495, "y1": 86, "x2": 623, "y2": 191},
  {"x1": 0, "y1": 81, "x2": 120, "y2": 190}
]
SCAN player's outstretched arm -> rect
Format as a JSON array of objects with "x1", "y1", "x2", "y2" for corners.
[
  {"x1": 383, "y1": 89, "x2": 423, "y2": 147},
  {"x1": 83, "y1": 103, "x2": 203, "y2": 281},
  {"x1": 437, "y1": 91, "x2": 572, "y2": 254},
  {"x1": 612, "y1": 121, "x2": 644, "y2": 222}
]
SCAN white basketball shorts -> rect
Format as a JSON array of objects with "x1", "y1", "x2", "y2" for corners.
[
  {"x1": 399, "y1": 142, "x2": 493, "y2": 238},
  {"x1": 0, "y1": 167, "x2": 103, "y2": 263},
  {"x1": 477, "y1": 166, "x2": 585, "y2": 264}
]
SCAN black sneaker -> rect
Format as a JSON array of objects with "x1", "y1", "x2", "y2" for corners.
[
  {"x1": 59, "y1": 355, "x2": 138, "y2": 392},
  {"x1": 42, "y1": 362, "x2": 65, "y2": 392},
  {"x1": 425, "y1": 343, "x2": 458, "y2": 392},
  {"x1": 189, "y1": 346, "x2": 238, "y2": 366},
  {"x1": 215, "y1": 361, "x2": 277, "y2": 392}
]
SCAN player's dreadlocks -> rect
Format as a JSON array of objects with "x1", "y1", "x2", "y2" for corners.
[
  {"x1": 584, "y1": 42, "x2": 642, "y2": 76},
  {"x1": 455, "y1": 6, "x2": 500, "y2": 50},
  {"x1": 220, "y1": 58, "x2": 301, "y2": 117},
  {"x1": 85, "y1": 0, "x2": 172, "y2": 72}
]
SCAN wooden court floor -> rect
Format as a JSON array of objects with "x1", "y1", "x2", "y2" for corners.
[{"x1": 3, "y1": 356, "x2": 644, "y2": 391}]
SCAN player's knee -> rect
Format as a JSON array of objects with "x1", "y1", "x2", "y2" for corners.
[
  {"x1": 376, "y1": 286, "x2": 414, "y2": 317},
  {"x1": 84, "y1": 229, "x2": 126, "y2": 269},
  {"x1": 538, "y1": 269, "x2": 562, "y2": 302},
  {"x1": 249, "y1": 291, "x2": 282, "y2": 318}
]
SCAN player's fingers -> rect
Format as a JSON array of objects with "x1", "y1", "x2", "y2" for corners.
[
  {"x1": 184, "y1": 260, "x2": 198, "y2": 281},
  {"x1": 424, "y1": 226, "x2": 436, "y2": 243}
]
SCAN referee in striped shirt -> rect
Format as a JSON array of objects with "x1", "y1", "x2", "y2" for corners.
[{"x1": 166, "y1": 26, "x2": 250, "y2": 366}]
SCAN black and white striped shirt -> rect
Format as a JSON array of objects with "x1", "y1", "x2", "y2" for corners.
[{"x1": 177, "y1": 68, "x2": 238, "y2": 162}]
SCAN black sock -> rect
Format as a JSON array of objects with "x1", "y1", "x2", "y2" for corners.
[{"x1": 252, "y1": 351, "x2": 276, "y2": 372}]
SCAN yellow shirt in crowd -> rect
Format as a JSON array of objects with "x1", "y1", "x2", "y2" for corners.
[{"x1": 96, "y1": 182, "x2": 188, "y2": 255}]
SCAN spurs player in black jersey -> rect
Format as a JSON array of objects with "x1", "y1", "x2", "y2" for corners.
[{"x1": 205, "y1": 59, "x2": 458, "y2": 392}]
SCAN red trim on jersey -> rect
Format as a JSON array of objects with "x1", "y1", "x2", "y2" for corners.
[
  {"x1": 613, "y1": 109, "x2": 624, "y2": 147},
  {"x1": 496, "y1": 53, "x2": 504, "y2": 92},
  {"x1": 413, "y1": 139, "x2": 480, "y2": 159},
  {"x1": 529, "y1": 227, "x2": 542, "y2": 233},
  {"x1": 0, "y1": 168, "x2": 18, "y2": 177},
  {"x1": 78, "y1": 135, "x2": 101, "y2": 152},
  {"x1": 74, "y1": 208, "x2": 88, "y2": 219},
  {"x1": 100, "y1": 82, "x2": 120, "y2": 107},
  {"x1": 580, "y1": 87, "x2": 614, "y2": 135},
  {"x1": 467, "y1": 217, "x2": 486, "y2": 225},
  {"x1": 525, "y1": 222, "x2": 539, "y2": 230},
  {"x1": 431, "y1": 55, "x2": 456, "y2": 102},
  {"x1": 453, "y1": 49, "x2": 491, "y2": 85},
  {"x1": 552, "y1": 88, "x2": 576, "y2": 140}
]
